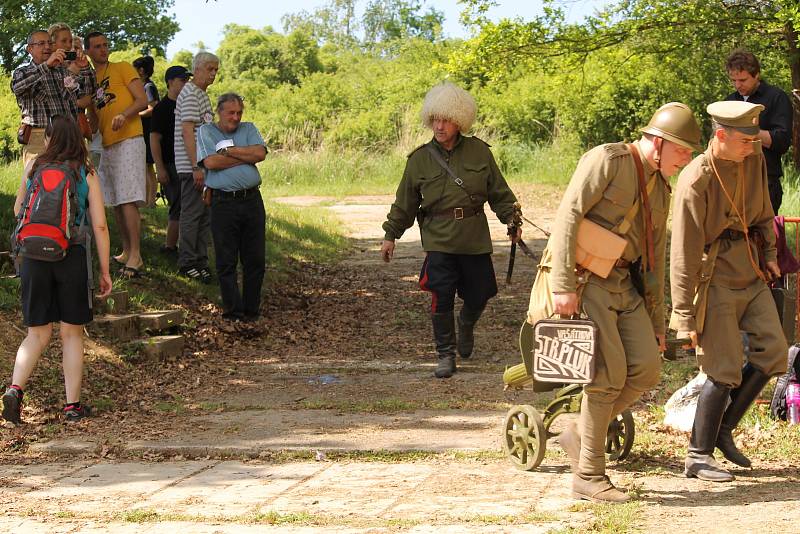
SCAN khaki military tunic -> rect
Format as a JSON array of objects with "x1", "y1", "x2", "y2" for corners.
[
  {"x1": 670, "y1": 146, "x2": 787, "y2": 386},
  {"x1": 550, "y1": 141, "x2": 667, "y2": 477},
  {"x1": 382, "y1": 135, "x2": 518, "y2": 254},
  {"x1": 550, "y1": 142, "x2": 669, "y2": 336}
]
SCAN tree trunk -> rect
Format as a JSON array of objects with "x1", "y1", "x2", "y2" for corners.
[{"x1": 785, "y1": 22, "x2": 800, "y2": 170}]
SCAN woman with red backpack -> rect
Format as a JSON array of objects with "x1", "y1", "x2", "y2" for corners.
[{"x1": 3, "y1": 115, "x2": 112, "y2": 424}]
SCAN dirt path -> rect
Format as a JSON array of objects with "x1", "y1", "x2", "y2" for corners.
[{"x1": 2, "y1": 185, "x2": 799, "y2": 531}]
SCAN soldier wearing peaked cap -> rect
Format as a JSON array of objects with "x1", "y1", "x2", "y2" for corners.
[
  {"x1": 550, "y1": 102, "x2": 701, "y2": 503},
  {"x1": 670, "y1": 100, "x2": 788, "y2": 483},
  {"x1": 380, "y1": 82, "x2": 521, "y2": 379}
]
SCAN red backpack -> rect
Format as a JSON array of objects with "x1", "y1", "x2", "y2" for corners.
[{"x1": 12, "y1": 162, "x2": 82, "y2": 262}]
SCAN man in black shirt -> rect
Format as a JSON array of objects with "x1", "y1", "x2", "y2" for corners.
[
  {"x1": 725, "y1": 49, "x2": 793, "y2": 213},
  {"x1": 150, "y1": 66, "x2": 191, "y2": 255}
]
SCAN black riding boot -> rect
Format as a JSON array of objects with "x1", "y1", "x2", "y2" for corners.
[
  {"x1": 685, "y1": 378, "x2": 734, "y2": 482},
  {"x1": 432, "y1": 311, "x2": 457, "y2": 378},
  {"x1": 457, "y1": 303, "x2": 485, "y2": 359},
  {"x1": 716, "y1": 365, "x2": 770, "y2": 467}
]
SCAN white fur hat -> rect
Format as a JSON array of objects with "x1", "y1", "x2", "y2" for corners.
[{"x1": 420, "y1": 81, "x2": 476, "y2": 134}]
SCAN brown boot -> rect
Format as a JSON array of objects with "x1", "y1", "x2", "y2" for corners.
[
  {"x1": 558, "y1": 420, "x2": 580, "y2": 471},
  {"x1": 572, "y1": 474, "x2": 630, "y2": 503}
]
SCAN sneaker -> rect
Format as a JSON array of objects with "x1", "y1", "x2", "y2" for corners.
[
  {"x1": 63, "y1": 403, "x2": 92, "y2": 422},
  {"x1": 199, "y1": 267, "x2": 214, "y2": 285},
  {"x1": 2, "y1": 387, "x2": 22, "y2": 425},
  {"x1": 179, "y1": 267, "x2": 203, "y2": 281}
]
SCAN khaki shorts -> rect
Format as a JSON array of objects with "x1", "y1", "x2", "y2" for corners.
[
  {"x1": 98, "y1": 136, "x2": 146, "y2": 207},
  {"x1": 21, "y1": 128, "x2": 46, "y2": 168}
]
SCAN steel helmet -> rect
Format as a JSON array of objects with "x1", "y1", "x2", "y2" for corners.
[{"x1": 640, "y1": 102, "x2": 702, "y2": 152}]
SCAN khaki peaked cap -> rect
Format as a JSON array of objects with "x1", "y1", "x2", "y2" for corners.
[
  {"x1": 640, "y1": 102, "x2": 702, "y2": 152},
  {"x1": 707, "y1": 101, "x2": 764, "y2": 135}
]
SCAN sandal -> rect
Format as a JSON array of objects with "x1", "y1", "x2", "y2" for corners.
[{"x1": 118, "y1": 265, "x2": 144, "y2": 279}]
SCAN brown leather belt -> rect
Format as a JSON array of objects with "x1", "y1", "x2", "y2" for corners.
[
  {"x1": 427, "y1": 206, "x2": 484, "y2": 220},
  {"x1": 719, "y1": 228, "x2": 746, "y2": 241},
  {"x1": 615, "y1": 258, "x2": 631, "y2": 268}
]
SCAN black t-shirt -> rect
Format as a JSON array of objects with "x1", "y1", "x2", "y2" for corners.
[{"x1": 150, "y1": 96, "x2": 177, "y2": 164}]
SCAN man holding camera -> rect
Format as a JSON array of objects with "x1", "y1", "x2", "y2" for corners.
[
  {"x1": 11, "y1": 29, "x2": 96, "y2": 166},
  {"x1": 196, "y1": 93, "x2": 267, "y2": 321}
]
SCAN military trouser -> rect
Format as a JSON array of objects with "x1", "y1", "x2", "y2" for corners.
[
  {"x1": 698, "y1": 283, "x2": 788, "y2": 387},
  {"x1": 578, "y1": 282, "x2": 661, "y2": 477}
]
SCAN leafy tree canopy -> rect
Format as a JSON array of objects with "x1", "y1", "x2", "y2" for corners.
[
  {"x1": 455, "y1": 0, "x2": 800, "y2": 86},
  {"x1": 282, "y1": 0, "x2": 444, "y2": 49},
  {"x1": 0, "y1": 0, "x2": 179, "y2": 73},
  {"x1": 215, "y1": 24, "x2": 323, "y2": 87}
]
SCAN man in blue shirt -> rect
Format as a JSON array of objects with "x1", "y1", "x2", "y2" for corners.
[
  {"x1": 725, "y1": 49, "x2": 793, "y2": 213},
  {"x1": 197, "y1": 93, "x2": 267, "y2": 320}
]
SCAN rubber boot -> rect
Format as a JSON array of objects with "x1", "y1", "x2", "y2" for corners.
[
  {"x1": 432, "y1": 312, "x2": 457, "y2": 379},
  {"x1": 684, "y1": 378, "x2": 735, "y2": 482},
  {"x1": 716, "y1": 365, "x2": 770, "y2": 468},
  {"x1": 573, "y1": 394, "x2": 629, "y2": 503},
  {"x1": 457, "y1": 303, "x2": 485, "y2": 359}
]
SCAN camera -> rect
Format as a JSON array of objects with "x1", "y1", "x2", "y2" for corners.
[{"x1": 64, "y1": 51, "x2": 77, "y2": 61}]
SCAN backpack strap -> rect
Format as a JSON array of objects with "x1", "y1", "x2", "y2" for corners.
[{"x1": 78, "y1": 165, "x2": 93, "y2": 309}]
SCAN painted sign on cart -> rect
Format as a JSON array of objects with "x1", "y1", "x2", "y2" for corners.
[{"x1": 532, "y1": 319, "x2": 597, "y2": 383}]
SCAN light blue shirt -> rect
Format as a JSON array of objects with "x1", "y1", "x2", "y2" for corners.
[{"x1": 196, "y1": 122, "x2": 266, "y2": 191}]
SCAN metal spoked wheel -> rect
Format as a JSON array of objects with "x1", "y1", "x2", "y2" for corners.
[
  {"x1": 502, "y1": 404, "x2": 547, "y2": 471},
  {"x1": 606, "y1": 408, "x2": 635, "y2": 461}
]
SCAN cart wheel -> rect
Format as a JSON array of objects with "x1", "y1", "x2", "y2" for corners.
[
  {"x1": 606, "y1": 409, "x2": 635, "y2": 461},
  {"x1": 502, "y1": 404, "x2": 547, "y2": 471}
]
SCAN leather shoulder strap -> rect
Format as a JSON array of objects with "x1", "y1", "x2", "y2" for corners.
[
  {"x1": 425, "y1": 143, "x2": 476, "y2": 205},
  {"x1": 627, "y1": 143, "x2": 655, "y2": 272}
]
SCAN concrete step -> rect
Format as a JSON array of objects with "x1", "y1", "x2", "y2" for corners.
[
  {"x1": 94, "y1": 290, "x2": 129, "y2": 314},
  {"x1": 136, "y1": 335, "x2": 185, "y2": 361},
  {"x1": 89, "y1": 314, "x2": 138, "y2": 342},
  {"x1": 137, "y1": 309, "x2": 184, "y2": 332}
]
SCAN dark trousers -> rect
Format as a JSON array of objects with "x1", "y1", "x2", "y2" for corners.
[
  {"x1": 178, "y1": 172, "x2": 210, "y2": 270},
  {"x1": 210, "y1": 191, "x2": 266, "y2": 317},
  {"x1": 768, "y1": 178, "x2": 783, "y2": 214},
  {"x1": 419, "y1": 251, "x2": 497, "y2": 313}
]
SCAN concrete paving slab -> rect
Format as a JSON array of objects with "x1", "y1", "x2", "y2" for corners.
[
  {"x1": 0, "y1": 518, "x2": 76, "y2": 533},
  {"x1": 389, "y1": 463, "x2": 553, "y2": 519},
  {"x1": 29, "y1": 438, "x2": 98, "y2": 455},
  {"x1": 24, "y1": 461, "x2": 213, "y2": 514},
  {"x1": 0, "y1": 462, "x2": 86, "y2": 495},
  {"x1": 264, "y1": 463, "x2": 434, "y2": 517},
  {"x1": 142, "y1": 523, "x2": 368, "y2": 533},
  {"x1": 121, "y1": 409, "x2": 502, "y2": 457},
  {"x1": 63, "y1": 521, "x2": 147, "y2": 533},
  {"x1": 407, "y1": 526, "x2": 551, "y2": 534},
  {"x1": 136, "y1": 461, "x2": 326, "y2": 518}
]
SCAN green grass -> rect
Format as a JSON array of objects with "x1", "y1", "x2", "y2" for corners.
[
  {"x1": 259, "y1": 137, "x2": 582, "y2": 199},
  {"x1": 0, "y1": 159, "x2": 349, "y2": 313}
]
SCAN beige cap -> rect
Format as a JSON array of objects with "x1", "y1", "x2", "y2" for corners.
[{"x1": 707, "y1": 101, "x2": 764, "y2": 134}]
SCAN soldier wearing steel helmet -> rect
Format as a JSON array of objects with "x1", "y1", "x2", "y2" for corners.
[
  {"x1": 380, "y1": 81, "x2": 520, "y2": 379},
  {"x1": 551, "y1": 103, "x2": 702, "y2": 503},
  {"x1": 670, "y1": 100, "x2": 788, "y2": 483}
]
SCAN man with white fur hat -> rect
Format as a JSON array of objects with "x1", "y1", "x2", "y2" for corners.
[
  {"x1": 380, "y1": 81, "x2": 521, "y2": 379},
  {"x1": 670, "y1": 100, "x2": 788, "y2": 483}
]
